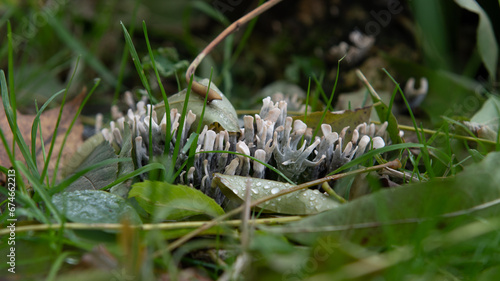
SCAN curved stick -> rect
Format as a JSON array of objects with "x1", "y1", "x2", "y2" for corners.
[{"x1": 186, "y1": 0, "x2": 284, "y2": 101}]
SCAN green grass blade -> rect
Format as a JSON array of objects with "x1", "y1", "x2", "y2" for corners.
[
  {"x1": 101, "y1": 162, "x2": 166, "y2": 191},
  {"x1": 121, "y1": 21, "x2": 156, "y2": 159},
  {"x1": 382, "y1": 69, "x2": 434, "y2": 177},
  {"x1": 45, "y1": 252, "x2": 75, "y2": 281},
  {"x1": 173, "y1": 69, "x2": 213, "y2": 174},
  {"x1": 357, "y1": 70, "x2": 403, "y2": 145},
  {"x1": 120, "y1": 22, "x2": 155, "y2": 103},
  {"x1": 0, "y1": 165, "x2": 7, "y2": 175},
  {"x1": 312, "y1": 73, "x2": 331, "y2": 110},
  {"x1": 17, "y1": 161, "x2": 62, "y2": 223},
  {"x1": 169, "y1": 75, "x2": 194, "y2": 182},
  {"x1": 385, "y1": 86, "x2": 398, "y2": 122},
  {"x1": 7, "y1": 191, "x2": 50, "y2": 223},
  {"x1": 30, "y1": 90, "x2": 65, "y2": 166},
  {"x1": 195, "y1": 70, "x2": 213, "y2": 134},
  {"x1": 441, "y1": 116, "x2": 488, "y2": 152},
  {"x1": 1, "y1": 70, "x2": 39, "y2": 177},
  {"x1": 312, "y1": 57, "x2": 343, "y2": 139},
  {"x1": 0, "y1": 127, "x2": 14, "y2": 169},
  {"x1": 7, "y1": 22, "x2": 16, "y2": 157},
  {"x1": 48, "y1": 157, "x2": 132, "y2": 197},
  {"x1": 143, "y1": 21, "x2": 172, "y2": 154},
  {"x1": 40, "y1": 57, "x2": 81, "y2": 183},
  {"x1": 51, "y1": 78, "x2": 101, "y2": 185},
  {"x1": 328, "y1": 142, "x2": 426, "y2": 175}
]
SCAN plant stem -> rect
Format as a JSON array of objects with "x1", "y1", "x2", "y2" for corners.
[{"x1": 0, "y1": 216, "x2": 302, "y2": 236}]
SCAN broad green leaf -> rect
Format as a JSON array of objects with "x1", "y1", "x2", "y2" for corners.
[
  {"x1": 61, "y1": 134, "x2": 118, "y2": 192},
  {"x1": 129, "y1": 180, "x2": 225, "y2": 220},
  {"x1": 471, "y1": 96, "x2": 500, "y2": 126},
  {"x1": 268, "y1": 151, "x2": 500, "y2": 246},
  {"x1": 455, "y1": 0, "x2": 498, "y2": 80},
  {"x1": 155, "y1": 79, "x2": 240, "y2": 132},
  {"x1": 52, "y1": 190, "x2": 141, "y2": 224},
  {"x1": 469, "y1": 95, "x2": 500, "y2": 140},
  {"x1": 292, "y1": 106, "x2": 372, "y2": 141},
  {"x1": 213, "y1": 174, "x2": 339, "y2": 215}
]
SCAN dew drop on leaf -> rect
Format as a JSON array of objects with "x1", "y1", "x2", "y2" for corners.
[{"x1": 271, "y1": 187, "x2": 279, "y2": 194}]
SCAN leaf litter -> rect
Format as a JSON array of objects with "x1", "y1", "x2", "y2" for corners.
[{"x1": 0, "y1": 90, "x2": 85, "y2": 180}]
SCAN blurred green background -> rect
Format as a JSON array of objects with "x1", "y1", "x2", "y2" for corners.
[{"x1": 1, "y1": 0, "x2": 499, "y2": 122}]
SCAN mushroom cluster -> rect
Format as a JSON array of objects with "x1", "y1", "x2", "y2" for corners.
[{"x1": 102, "y1": 94, "x2": 390, "y2": 204}]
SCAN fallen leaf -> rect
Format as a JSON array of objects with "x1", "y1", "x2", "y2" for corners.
[
  {"x1": 213, "y1": 173, "x2": 339, "y2": 215},
  {"x1": 52, "y1": 190, "x2": 142, "y2": 225},
  {"x1": 0, "y1": 90, "x2": 85, "y2": 181},
  {"x1": 267, "y1": 151, "x2": 500, "y2": 246},
  {"x1": 292, "y1": 106, "x2": 372, "y2": 141},
  {"x1": 129, "y1": 180, "x2": 225, "y2": 220},
  {"x1": 61, "y1": 134, "x2": 118, "y2": 192},
  {"x1": 155, "y1": 79, "x2": 240, "y2": 133}
]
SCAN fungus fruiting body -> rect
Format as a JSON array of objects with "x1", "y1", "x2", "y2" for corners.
[{"x1": 102, "y1": 95, "x2": 390, "y2": 204}]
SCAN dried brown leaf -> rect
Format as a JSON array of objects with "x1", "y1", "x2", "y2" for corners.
[{"x1": 0, "y1": 90, "x2": 85, "y2": 181}]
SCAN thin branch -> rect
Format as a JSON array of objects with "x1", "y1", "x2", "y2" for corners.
[
  {"x1": 186, "y1": 0, "x2": 284, "y2": 101},
  {"x1": 0, "y1": 216, "x2": 302, "y2": 236}
]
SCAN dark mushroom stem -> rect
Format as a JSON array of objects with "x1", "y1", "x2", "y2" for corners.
[{"x1": 186, "y1": 0, "x2": 284, "y2": 102}]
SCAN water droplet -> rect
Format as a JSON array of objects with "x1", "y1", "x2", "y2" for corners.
[
  {"x1": 264, "y1": 185, "x2": 270, "y2": 189},
  {"x1": 302, "y1": 192, "x2": 308, "y2": 197},
  {"x1": 277, "y1": 198, "x2": 281, "y2": 201},
  {"x1": 271, "y1": 187, "x2": 279, "y2": 194},
  {"x1": 309, "y1": 196, "x2": 315, "y2": 201},
  {"x1": 251, "y1": 188, "x2": 259, "y2": 194},
  {"x1": 108, "y1": 201, "x2": 119, "y2": 209},
  {"x1": 313, "y1": 190, "x2": 320, "y2": 194},
  {"x1": 232, "y1": 188, "x2": 238, "y2": 194},
  {"x1": 256, "y1": 182, "x2": 262, "y2": 187}
]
